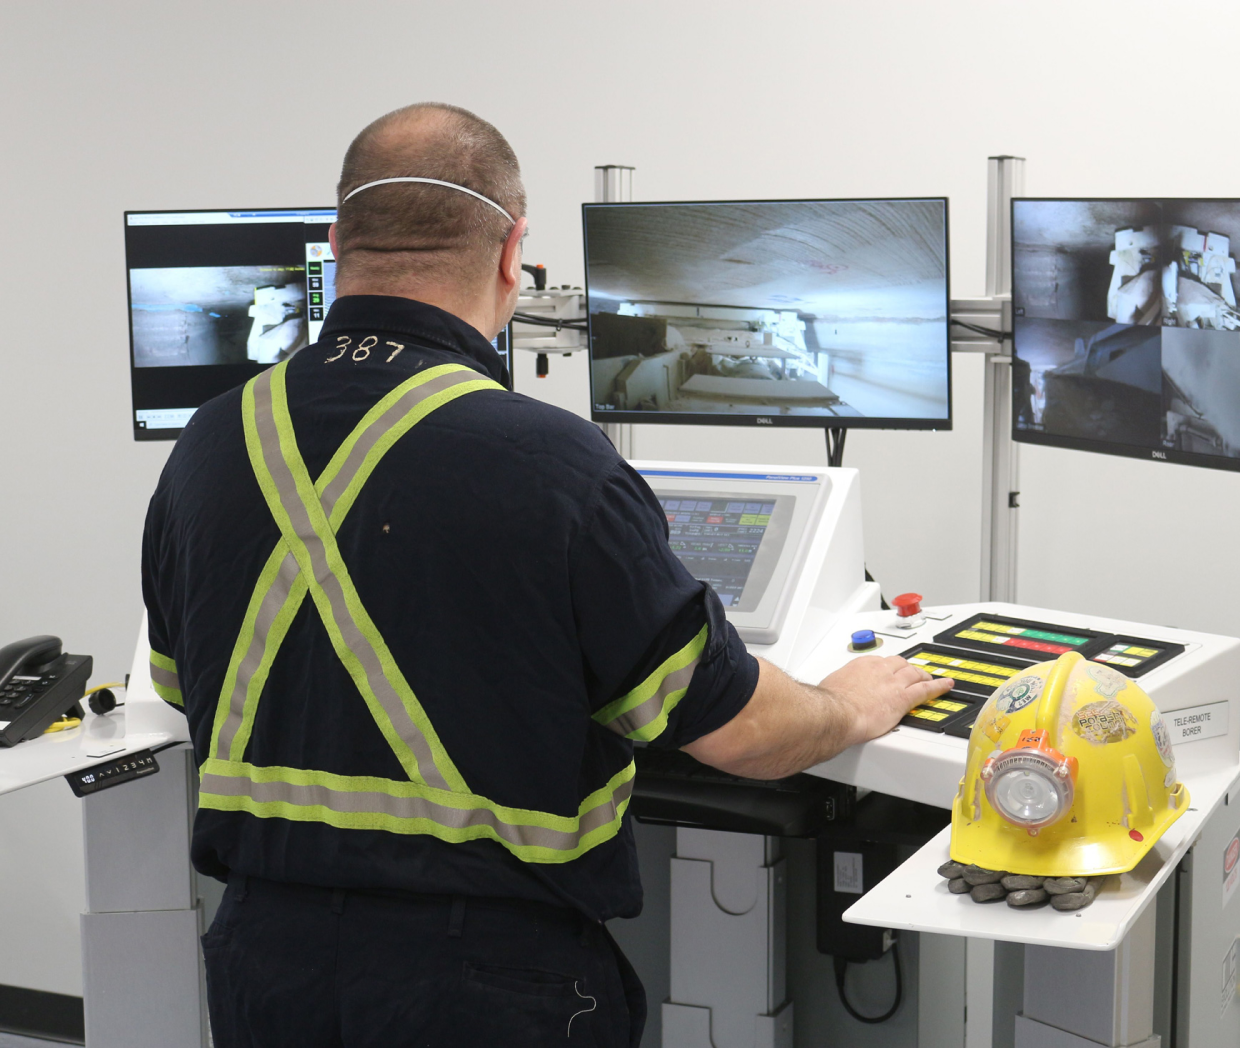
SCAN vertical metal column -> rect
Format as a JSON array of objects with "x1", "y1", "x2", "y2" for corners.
[
  {"x1": 979, "y1": 156, "x2": 1025, "y2": 603},
  {"x1": 595, "y1": 165, "x2": 635, "y2": 460}
]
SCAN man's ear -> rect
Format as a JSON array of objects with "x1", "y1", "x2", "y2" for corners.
[
  {"x1": 498, "y1": 217, "x2": 528, "y2": 291},
  {"x1": 328, "y1": 222, "x2": 340, "y2": 259}
]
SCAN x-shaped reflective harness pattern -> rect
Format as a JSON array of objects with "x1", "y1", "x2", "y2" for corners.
[{"x1": 196, "y1": 359, "x2": 638, "y2": 862}]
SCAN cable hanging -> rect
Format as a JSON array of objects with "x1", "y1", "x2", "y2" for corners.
[
  {"x1": 950, "y1": 318, "x2": 1011, "y2": 341},
  {"x1": 834, "y1": 942, "x2": 903, "y2": 1025}
]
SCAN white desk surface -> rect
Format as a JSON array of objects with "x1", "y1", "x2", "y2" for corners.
[
  {"x1": 0, "y1": 643, "x2": 189, "y2": 797},
  {"x1": 843, "y1": 760, "x2": 1240, "y2": 951},
  {"x1": 0, "y1": 708, "x2": 186, "y2": 797}
]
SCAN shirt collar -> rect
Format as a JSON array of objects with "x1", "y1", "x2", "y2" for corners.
[{"x1": 319, "y1": 295, "x2": 510, "y2": 386}]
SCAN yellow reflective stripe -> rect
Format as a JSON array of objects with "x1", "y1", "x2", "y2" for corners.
[
  {"x1": 593, "y1": 624, "x2": 708, "y2": 741},
  {"x1": 212, "y1": 364, "x2": 493, "y2": 765},
  {"x1": 245, "y1": 363, "x2": 502, "y2": 792},
  {"x1": 246, "y1": 367, "x2": 447, "y2": 789},
  {"x1": 198, "y1": 758, "x2": 635, "y2": 865},
  {"x1": 314, "y1": 364, "x2": 493, "y2": 527},
  {"x1": 211, "y1": 546, "x2": 308, "y2": 761},
  {"x1": 149, "y1": 650, "x2": 182, "y2": 706},
  {"x1": 150, "y1": 651, "x2": 177, "y2": 672}
]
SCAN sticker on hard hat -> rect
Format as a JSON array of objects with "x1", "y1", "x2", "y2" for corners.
[
  {"x1": 1151, "y1": 710, "x2": 1175, "y2": 767},
  {"x1": 993, "y1": 675, "x2": 1044, "y2": 714},
  {"x1": 1085, "y1": 662, "x2": 1128, "y2": 698},
  {"x1": 1071, "y1": 700, "x2": 1138, "y2": 745},
  {"x1": 980, "y1": 712, "x2": 1010, "y2": 745}
]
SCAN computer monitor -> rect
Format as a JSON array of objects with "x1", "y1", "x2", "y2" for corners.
[
  {"x1": 125, "y1": 207, "x2": 513, "y2": 441},
  {"x1": 582, "y1": 198, "x2": 951, "y2": 429},
  {"x1": 1012, "y1": 198, "x2": 1240, "y2": 471}
]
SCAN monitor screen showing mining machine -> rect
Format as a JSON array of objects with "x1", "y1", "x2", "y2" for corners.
[
  {"x1": 125, "y1": 208, "x2": 514, "y2": 441},
  {"x1": 1012, "y1": 198, "x2": 1240, "y2": 472},
  {"x1": 126, "y1": 208, "x2": 337, "y2": 440},
  {"x1": 582, "y1": 198, "x2": 952, "y2": 429}
]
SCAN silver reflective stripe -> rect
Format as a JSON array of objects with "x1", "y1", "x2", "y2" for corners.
[
  {"x1": 149, "y1": 662, "x2": 180, "y2": 692},
  {"x1": 214, "y1": 550, "x2": 301, "y2": 760},
  {"x1": 199, "y1": 771, "x2": 635, "y2": 852},
  {"x1": 217, "y1": 368, "x2": 486, "y2": 764},
  {"x1": 318, "y1": 369, "x2": 471, "y2": 519},
  {"x1": 602, "y1": 660, "x2": 699, "y2": 737},
  {"x1": 251, "y1": 368, "x2": 452, "y2": 791}
]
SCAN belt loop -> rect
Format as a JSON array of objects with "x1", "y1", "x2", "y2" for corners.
[
  {"x1": 448, "y1": 895, "x2": 466, "y2": 938},
  {"x1": 235, "y1": 875, "x2": 249, "y2": 903},
  {"x1": 331, "y1": 889, "x2": 346, "y2": 915}
]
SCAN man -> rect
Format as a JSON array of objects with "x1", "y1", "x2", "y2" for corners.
[{"x1": 141, "y1": 102, "x2": 953, "y2": 1048}]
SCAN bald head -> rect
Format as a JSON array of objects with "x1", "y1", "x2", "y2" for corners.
[{"x1": 333, "y1": 103, "x2": 526, "y2": 291}]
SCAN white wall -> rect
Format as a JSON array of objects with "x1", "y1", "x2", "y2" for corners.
[{"x1": 5, "y1": 0, "x2": 1240, "y2": 1005}]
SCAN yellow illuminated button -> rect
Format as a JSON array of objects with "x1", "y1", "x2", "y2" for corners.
[
  {"x1": 1126, "y1": 647, "x2": 1158, "y2": 658},
  {"x1": 974, "y1": 621, "x2": 1023, "y2": 635},
  {"x1": 908, "y1": 708, "x2": 949, "y2": 721},
  {"x1": 958, "y1": 630, "x2": 1009, "y2": 645},
  {"x1": 925, "y1": 698, "x2": 969, "y2": 712}
]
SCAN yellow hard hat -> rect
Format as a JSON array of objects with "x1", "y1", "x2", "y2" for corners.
[{"x1": 950, "y1": 651, "x2": 1188, "y2": 877}]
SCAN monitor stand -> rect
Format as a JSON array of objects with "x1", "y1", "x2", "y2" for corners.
[{"x1": 825, "y1": 427, "x2": 847, "y2": 468}]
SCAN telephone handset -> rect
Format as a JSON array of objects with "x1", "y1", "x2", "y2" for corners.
[{"x1": 0, "y1": 636, "x2": 93, "y2": 747}]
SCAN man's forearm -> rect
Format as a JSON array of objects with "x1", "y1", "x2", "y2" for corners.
[
  {"x1": 682, "y1": 658, "x2": 858, "y2": 779},
  {"x1": 681, "y1": 653, "x2": 953, "y2": 781}
]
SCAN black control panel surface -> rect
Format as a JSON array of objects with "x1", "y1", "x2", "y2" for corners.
[
  {"x1": 897, "y1": 643, "x2": 1035, "y2": 735},
  {"x1": 933, "y1": 613, "x2": 1184, "y2": 678}
]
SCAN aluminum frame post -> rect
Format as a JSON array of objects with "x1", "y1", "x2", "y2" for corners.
[{"x1": 980, "y1": 155, "x2": 1025, "y2": 602}]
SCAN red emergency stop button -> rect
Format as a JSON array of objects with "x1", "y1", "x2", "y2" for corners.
[{"x1": 892, "y1": 593, "x2": 923, "y2": 618}]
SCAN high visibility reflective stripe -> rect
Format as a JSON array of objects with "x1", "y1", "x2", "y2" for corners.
[
  {"x1": 593, "y1": 624, "x2": 707, "y2": 741},
  {"x1": 212, "y1": 548, "x2": 305, "y2": 760},
  {"x1": 209, "y1": 356, "x2": 637, "y2": 862},
  {"x1": 198, "y1": 757, "x2": 636, "y2": 865},
  {"x1": 240, "y1": 363, "x2": 498, "y2": 791},
  {"x1": 149, "y1": 650, "x2": 182, "y2": 706},
  {"x1": 212, "y1": 364, "x2": 487, "y2": 765}
]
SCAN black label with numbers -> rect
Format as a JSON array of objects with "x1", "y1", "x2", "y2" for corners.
[{"x1": 65, "y1": 749, "x2": 160, "y2": 797}]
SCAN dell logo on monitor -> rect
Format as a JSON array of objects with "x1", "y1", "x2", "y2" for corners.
[
  {"x1": 755, "y1": 417, "x2": 773, "y2": 425},
  {"x1": 1152, "y1": 450, "x2": 1167, "y2": 460}
]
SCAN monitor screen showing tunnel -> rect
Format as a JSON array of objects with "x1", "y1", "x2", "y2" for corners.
[
  {"x1": 581, "y1": 198, "x2": 952, "y2": 429},
  {"x1": 1012, "y1": 198, "x2": 1240, "y2": 472},
  {"x1": 125, "y1": 207, "x2": 514, "y2": 442}
]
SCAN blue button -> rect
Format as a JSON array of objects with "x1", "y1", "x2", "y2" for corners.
[{"x1": 851, "y1": 629, "x2": 877, "y2": 649}]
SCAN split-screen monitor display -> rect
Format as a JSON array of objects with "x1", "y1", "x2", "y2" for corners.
[{"x1": 1012, "y1": 198, "x2": 1240, "y2": 472}]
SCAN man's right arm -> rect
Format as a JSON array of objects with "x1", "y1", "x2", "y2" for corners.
[{"x1": 682, "y1": 655, "x2": 955, "y2": 780}]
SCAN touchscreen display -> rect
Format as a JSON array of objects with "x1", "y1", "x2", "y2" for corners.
[{"x1": 659, "y1": 497, "x2": 774, "y2": 607}]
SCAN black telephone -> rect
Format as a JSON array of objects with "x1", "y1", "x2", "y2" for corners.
[{"x1": 0, "y1": 636, "x2": 93, "y2": 747}]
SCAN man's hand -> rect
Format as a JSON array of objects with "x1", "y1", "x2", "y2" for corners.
[
  {"x1": 819, "y1": 654, "x2": 956, "y2": 749},
  {"x1": 683, "y1": 655, "x2": 955, "y2": 780}
]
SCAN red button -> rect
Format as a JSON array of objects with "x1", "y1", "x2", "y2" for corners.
[{"x1": 892, "y1": 592, "x2": 923, "y2": 618}]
